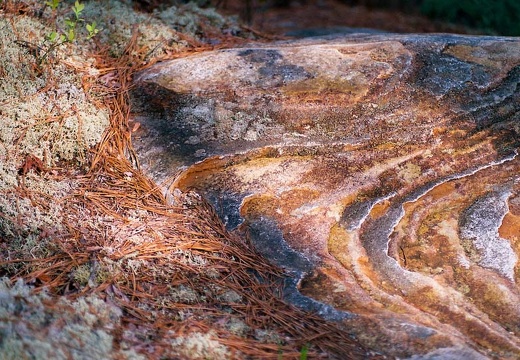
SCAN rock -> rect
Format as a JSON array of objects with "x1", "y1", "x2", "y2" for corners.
[
  {"x1": 130, "y1": 34, "x2": 520, "y2": 359},
  {"x1": 406, "y1": 345, "x2": 489, "y2": 360}
]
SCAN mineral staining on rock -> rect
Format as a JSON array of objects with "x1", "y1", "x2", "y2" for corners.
[{"x1": 131, "y1": 34, "x2": 520, "y2": 358}]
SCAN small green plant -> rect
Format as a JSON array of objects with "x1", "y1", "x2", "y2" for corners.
[
  {"x1": 71, "y1": 0, "x2": 84, "y2": 18},
  {"x1": 49, "y1": 0, "x2": 98, "y2": 43},
  {"x1": 86, "y1": 21, "x2": 100, "y2": 39},
  {"x1": 17, "y1": 1, "x2": 101, "y2": 66},
  {"x1": 299, "y1": 343, "x2": 309, "y2": 360},
  {"x1": 45, "y1": 0, "x2": 60, "y2": 11}
]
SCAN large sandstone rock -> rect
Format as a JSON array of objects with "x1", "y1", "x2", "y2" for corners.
[{"x1": 130, "y1": 34, "x2": 520, "y2": 359}]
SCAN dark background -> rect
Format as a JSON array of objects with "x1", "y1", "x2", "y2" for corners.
[{"x1": 134, "y1": 0, "x2": 520, "y2": 36}]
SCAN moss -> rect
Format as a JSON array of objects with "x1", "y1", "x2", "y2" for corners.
[{"x1": 72, "y1": 264, "x2": 92, "y2": 288}]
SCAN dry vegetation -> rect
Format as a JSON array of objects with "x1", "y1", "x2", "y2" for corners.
[{"x1": 0, "y1": 1, "x2": 371, "y2": 358}]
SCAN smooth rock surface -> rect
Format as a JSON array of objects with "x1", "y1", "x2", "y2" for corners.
[{"x1": 130, "y1": 34, "x2": 520, "y2": 358}]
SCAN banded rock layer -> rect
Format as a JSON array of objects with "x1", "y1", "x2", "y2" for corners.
[{"x1": 130, "y1": 34, "x2": 520, "y2": 359}]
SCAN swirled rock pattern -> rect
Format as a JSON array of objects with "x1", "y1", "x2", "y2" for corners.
[{"x1": 130, "y1": 34, "x2": 520, "y2": 359}]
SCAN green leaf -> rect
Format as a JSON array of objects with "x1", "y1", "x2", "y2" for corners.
[
  {"x1": 73, "y1": 1, "x2": 85, "y2": 19},
  {"x1": 65, "y1": 18, "x2": 76, "y2": 29},
  {"x1": 299, "y1": 343, "x2": 309, "y2": 360},
  {"x1": 45, "y1": 0, "x2": 60, "y2": 10},
  {"x1": 86, "y1": 21, "x2": 100, "y2": 39},
  {"x1": 66, "y1": 28, "x2": 76, "y2": 42},
  {"x1": 46, "y1": 31, "x2": 58, "y2": 42}
]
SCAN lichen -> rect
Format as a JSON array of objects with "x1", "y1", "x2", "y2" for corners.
[
  {"x1": 226, "y1": 317, "x2": 250, "y2": 337},
  {"x1": 217, "y1": 289, "x2": 243, "y2": 303},
  {"x1": 168, "y1": 331, "x2": 231, "y2": 359},
  {"x1": 0, "y1": 278, "x2": 133, "y2": 360},
  {"x1": 0, "y1": 7, "x2": 110, "y2": 277},
  {"x1": 78, "y1": 0, "x2": 243, "y2": 59},
  {"x1": 0, "y1": 16, "x2": 109, "y2": 164},
  {"x1": 157, "y1": 2, "x2": 238, "y2": 37},
  {"x1": 72, "y1": 264, "x2": 92, "y2": 288},
  {"x1": 169, "y1": 284, "x2": 201, "y2": 304}
]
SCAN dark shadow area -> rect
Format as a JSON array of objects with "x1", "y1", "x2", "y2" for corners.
[{"x1": 133, "y1": 0, "x2": 519, "y2": 36}]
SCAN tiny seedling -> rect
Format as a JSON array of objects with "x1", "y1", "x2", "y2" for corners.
[
  {"x1": 46, "y1": 31, "x2": 65, "y2": 43},
  {"x1": 86, "y1": 21, "x2": 100, "y2": 39},
  {"x1": 64, "y1": 1, "x2": 86, "y2": 42},
  {"x1": 71, "y1": 0, "x2": 84, "y2": 21},
  {"x1": 299, "y1": 343, "x2": 309, "y2": 360},
  {"x1": 16, "y1": 0, "x2": 101, "y2": 66},
  {"x1": 45, "y1": 0, "x2": 60, "y2": 10}
]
